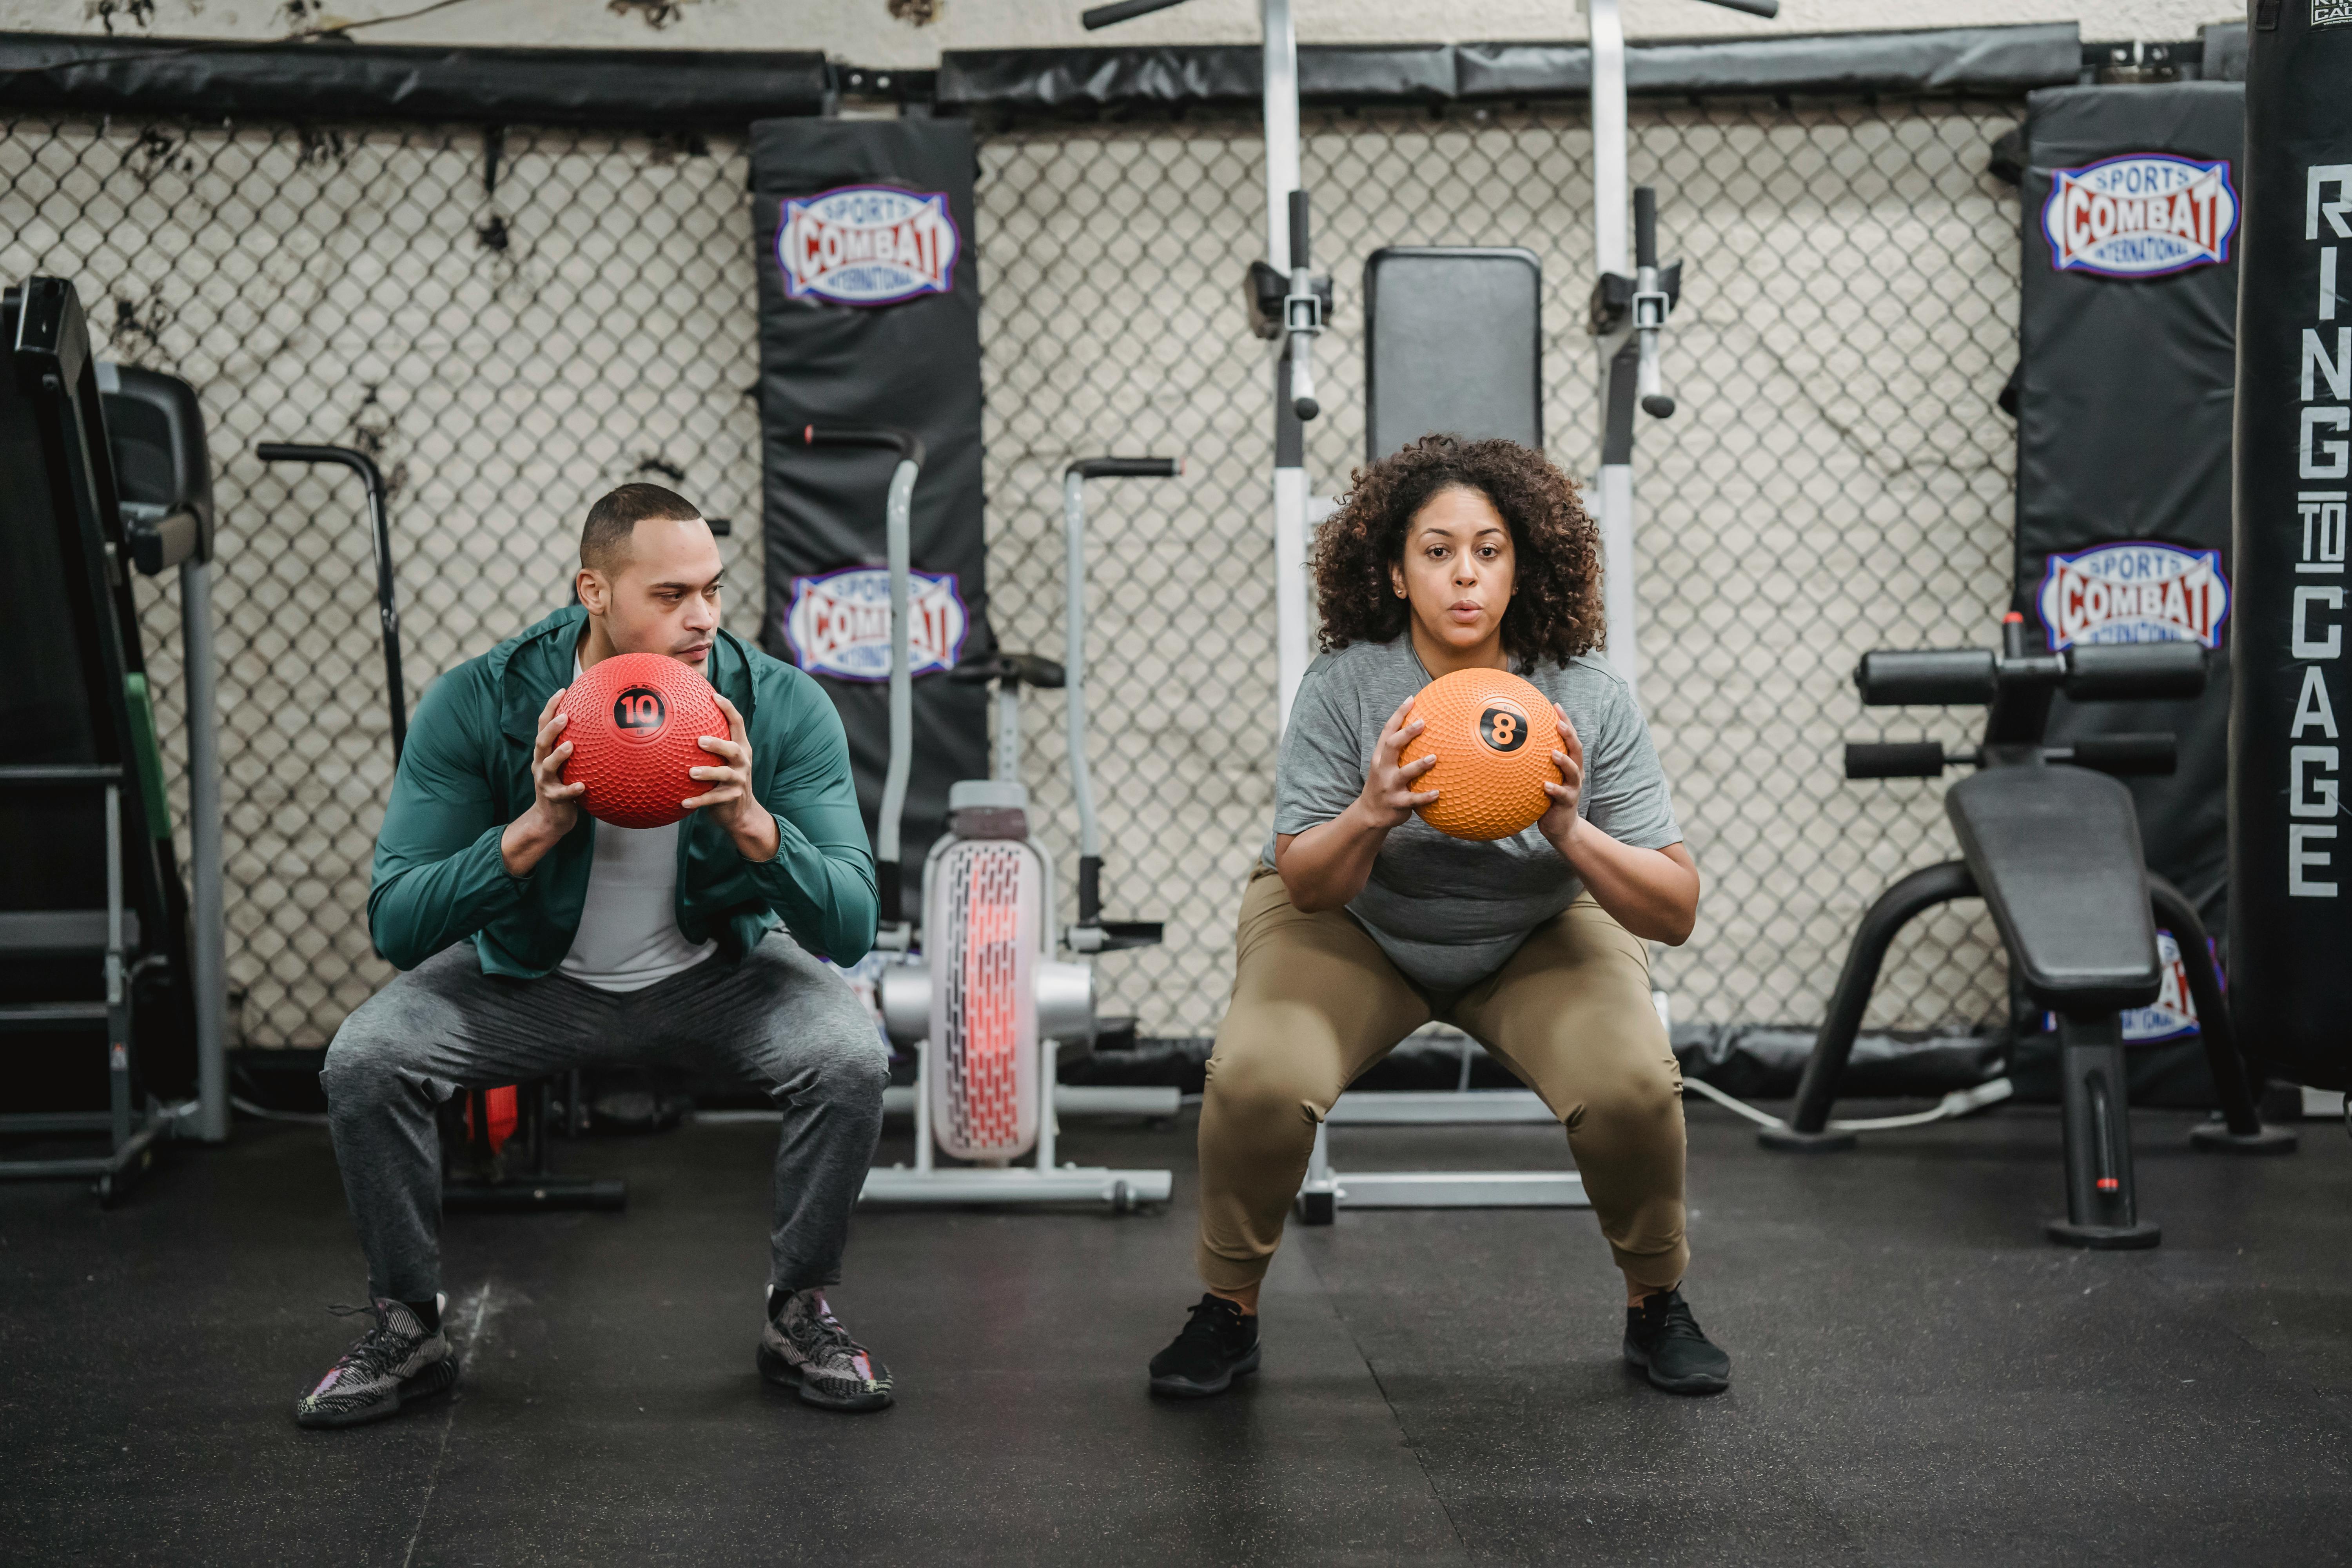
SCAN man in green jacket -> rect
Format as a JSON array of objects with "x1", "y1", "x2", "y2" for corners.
[{"x1": 297, "y1": 484, "x2": 893, "y2": 1428}]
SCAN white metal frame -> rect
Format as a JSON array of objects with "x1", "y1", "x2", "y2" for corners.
[
  {"x1": 1588, "y1": 0, "x2": 1644, "y2": 702},
  {"x1": 1081, "y1": 0, "x2": 1777, "y2": 1212},
  {"x1": 1264, "y1": 0, "x2": 1316, "y2": 731},
  {"x1": 862, "y1": 1028, "x2": 1174, "y2": 1208}
]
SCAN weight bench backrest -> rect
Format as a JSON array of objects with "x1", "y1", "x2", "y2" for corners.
[
  {"x1": 1943, "y1": 765, "x2": 2160, "y2": 1013},
  {"x1": 1364, "y1": 247, "x2": 1543, "y2": 462}
]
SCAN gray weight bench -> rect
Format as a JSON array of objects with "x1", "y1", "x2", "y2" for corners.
[{"x1": 1760, "y1": 616, "x2": 2294, "y2": 1247}]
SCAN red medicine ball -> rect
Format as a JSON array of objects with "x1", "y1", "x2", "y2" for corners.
[{"x1": 559, "y1": 652, "x2": 728, "y2": 829}]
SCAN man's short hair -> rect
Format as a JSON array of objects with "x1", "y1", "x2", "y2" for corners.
[{"x1": 581, "y1": 483, "x2": 703, "y2": 573}]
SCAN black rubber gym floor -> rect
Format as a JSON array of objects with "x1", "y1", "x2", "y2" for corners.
[{"x1": 3, "y1": 1101, "x2": 2347, "y2": 1564}]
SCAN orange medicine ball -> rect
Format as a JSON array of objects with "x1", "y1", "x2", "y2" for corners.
[{"x1": 1398, "y1": 667, "x2": 1560, "y2": 841}]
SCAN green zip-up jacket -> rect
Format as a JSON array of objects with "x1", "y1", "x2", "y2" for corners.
[{"x1": 367, "y1": 606, "x2": 877, "y2": 976}]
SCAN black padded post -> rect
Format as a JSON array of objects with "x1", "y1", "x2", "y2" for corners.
[{"x1": 2045, "y1": 1010, "x2": 2160, "y2": 1249}]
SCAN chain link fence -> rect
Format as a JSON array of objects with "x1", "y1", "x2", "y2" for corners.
[
  {"x1": 0, "y1": 116, "x2": 766, "y2": 1044},
  {"x1": 0, "y1": 94, "x2": 2022, "y2": 1047},
  {"x1": 981, "y1": 98, "x2": 2024, "y2": 1040}
]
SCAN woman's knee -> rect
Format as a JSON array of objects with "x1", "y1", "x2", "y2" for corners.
[
  {"x1": 1202, "y1": 1033, "x2": 1338, "y2": 1133},
  {"x1": 1561, "y1": 1052, "x2": 1684, "y2": 1141}
]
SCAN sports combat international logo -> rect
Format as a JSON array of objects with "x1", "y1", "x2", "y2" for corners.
[
  {"x1": 2036, "y1": 541, "x2": 2230, "y2": 650},
  {"x1": 783, "y1": 566, "x2": 969, "y2": 682},
  {"x1": 2042, "y1": 154, "x2": 2239, "y2": 279},
  {"x1": 777, "y1": 184, "x2": 960, "y2": 307}
]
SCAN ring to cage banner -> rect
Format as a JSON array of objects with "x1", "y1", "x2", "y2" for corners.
[
  {"x1": 2010, "y1": 82, "x2": 2242, "y2": 974},
  {"x1": 2229, "y1": 3, "x2": 2352, "y2": 1093},
  {"x1": 750, "y1": 116, "x2": 993, "y2": 878}
]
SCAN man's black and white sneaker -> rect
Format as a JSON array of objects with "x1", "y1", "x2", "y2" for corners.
[
  {"x1": 1149, "y1": 1294, "x2": 1261, "y2": 1398},
  {"x1": 1623, "y1": 1286, "x2": 1731, "y2": 1395},
  {"x1": 758, "y1": 1287, "x2": 893, "y2": 1412},
  {"x1": 294, "y1": 1296, "x2": 458, "y2": 1429}
]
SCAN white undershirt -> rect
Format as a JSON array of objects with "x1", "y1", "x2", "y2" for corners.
[{"x1": 557, "y1": 657, "x2": 717, "y2": 993}]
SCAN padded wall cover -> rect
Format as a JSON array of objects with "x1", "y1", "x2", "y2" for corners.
[
  {"x1": 2012, "y1": 83, "x2": 2242, "y2": 1052},
  {"x1": 751, "y1": 118, "x2": 992, "y2": 880},
  {"x1": 2227, "y1": 6, "x2": 2352, "y2": 1091}
]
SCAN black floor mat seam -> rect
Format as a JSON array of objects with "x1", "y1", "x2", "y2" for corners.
[
  {"x1": 401, "y1": 1278, "x2": 494, "y2": 1567},
  {"x1": 1297, "y1": 1241, "x2": 1472, "y2": 1559}
]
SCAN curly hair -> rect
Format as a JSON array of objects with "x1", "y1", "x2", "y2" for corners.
[{"x1": 1310, "y1": 434, "x2": 1604, "y2": 665}]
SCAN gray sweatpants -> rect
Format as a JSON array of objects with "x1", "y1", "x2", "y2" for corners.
[{"x1": 320, "y1": 933, "x2": 888, "y2": 1304}]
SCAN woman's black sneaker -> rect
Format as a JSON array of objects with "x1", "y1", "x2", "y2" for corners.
[
  {"x1": 1149, "y1": 1294, "x2": 1261, "y2": 1397},
  {"x1": 1623, "y1": 1287, "x2": 1731, "y2": 1395}
]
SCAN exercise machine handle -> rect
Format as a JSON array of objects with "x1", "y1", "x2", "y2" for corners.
[
  {"x1": 1629, "y1": 185, "x2": 1676, "y2": 420},
  {"x1": 1081, "y1": 0, "x2": 1189, "y2": 27},
  {"x1": 257, "y1": 441, "x2": 405, "y2": 764},
  {"x1": 257, "y1": 441, "x2": 384, "y2": 496},
  {"x1": 2063, "y1": 642, "x2": 2206, "y2": 702},
  {"x1": 796, "y1": 425, "x2": 924, "y2": 936},
  {"x1": 1285, "y1": 190, "x2": 1322, "y2": 421},
  {"x1": 1854, "y1": 649, "x2": 2000, "y2": 707},
  {"x1": 2056, "y1": 732, "x2": 2178, "y2": 777},
  {"x1": 800, "y1": 424, "x2": 925, "y2": 467},
  {"x1": 951, "y1": 652, "x2": 1066, "y2": 690},
  {"x1": 1063, "y1": 455, "x2": 1184, "y2": 940},
  {"x1": 1844, "y1": 742, "x2": 1948, "y2": 779},
  {"x1": 1067, "y1": 456, "x2": 1182, "y2": 479},
  {"x1": 1856, "y1": 641, "x2": 2206, "y2": 709}
]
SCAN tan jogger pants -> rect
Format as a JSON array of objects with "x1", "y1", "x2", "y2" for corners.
[{"x1": 1194, "y1": 867, "x2": 1688, "y2": 1292}]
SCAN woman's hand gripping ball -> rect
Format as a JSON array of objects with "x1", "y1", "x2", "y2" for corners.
[
  {"x1": 1353, "y1": 694, "x2": 1443, "y2": 830},
  {"x1": 1536, "y1": 703, "x2": 1586, "y2": 851},
  {"x1": 685, "y1": 693, "x2": 779, "y2": 864}
]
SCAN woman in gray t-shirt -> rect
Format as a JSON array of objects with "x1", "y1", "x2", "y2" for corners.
[{"x1": 1148, "y1": 436, "x2": 1731, "y2": 1401}]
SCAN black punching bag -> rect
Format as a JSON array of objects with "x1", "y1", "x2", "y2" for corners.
[{"x1": 2230, "y1": 0, "x2": 2352, "y2": 1091}]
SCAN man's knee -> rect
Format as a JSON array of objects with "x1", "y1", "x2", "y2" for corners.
[
  {"x1": 774, "y1": 1011, "x2": 889, "y2": 1110},
  {"x1": 320, "y1": 992, "x2": 430, "y2": 1108}
]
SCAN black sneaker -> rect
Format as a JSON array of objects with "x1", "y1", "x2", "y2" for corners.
[
  {"x1": 1623, "y1": 1287, "x2": 1731, "y2": 1395},
  {"x1": 758, "y1": 1287, "x2": 894, "y2": 1412},
  {"x1": 1149, "y1": 1294, "x2": 1261, "y2": 1398},
  {"x1": 294, "y1": 1296, "x2": 459, "y2": 1429}
]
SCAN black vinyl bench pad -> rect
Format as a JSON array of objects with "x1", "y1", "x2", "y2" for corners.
[{"x1": 1944, "y1": 765, "x2": 2161, "y2": 1013}]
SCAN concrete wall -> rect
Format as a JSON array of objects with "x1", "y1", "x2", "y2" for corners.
[{"x1": 1, "y1": 0, "x2": 2241, "y2": 62}]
